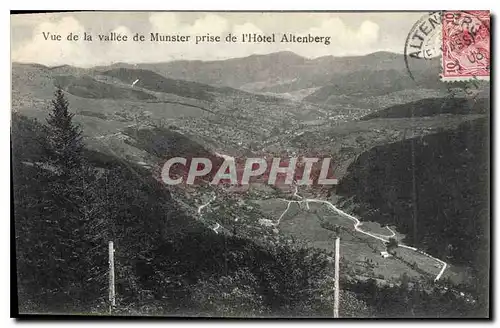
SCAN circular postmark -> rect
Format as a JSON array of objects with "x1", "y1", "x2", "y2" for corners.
[
  {"x1": 404, "y1": 11, "x2": 490, "y2": 98},
  {"x1": 404, "y1": 11, "x2": 443, "y2": 81}
]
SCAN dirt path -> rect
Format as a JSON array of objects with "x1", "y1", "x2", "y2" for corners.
[{"x1": 276, "y1": 187, "x2": 447, "y2": 281}]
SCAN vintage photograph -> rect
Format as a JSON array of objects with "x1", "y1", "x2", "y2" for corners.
[{"x1": 11, "y1": 11, "x2": 490, "y2": 318}]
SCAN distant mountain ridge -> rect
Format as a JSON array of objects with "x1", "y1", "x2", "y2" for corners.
[
  {"x1": 91, "y1": 51, "x2": 453, "y2": 104},
  {"x1": 14, "y1": 51, "x2": 450, "y2": 102},
  {"x1": 92, "y1": 51, "x2": 423, "y2": 92}
]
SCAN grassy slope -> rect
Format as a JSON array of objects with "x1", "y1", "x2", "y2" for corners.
[{"x1": 253, "y1": 198, "x2": 447, "y2": 284}]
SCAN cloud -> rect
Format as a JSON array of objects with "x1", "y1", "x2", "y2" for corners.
[
  {"x1": 187, "y1": 14, "x2": 229, "y2": 35},
  {"x1": 11, "y1": 13, "x2": 383, "y2": 67},
  {"x1": 286, "y1": 18, "x2": 381, "y2": 57},
  {"x1": 143, "y1": 13, "x2": 232, "y2": 62},
  {"x1": 149, "y1": 13, "x2": 229, "y2": 36},
  {"x1": 149, "y1": 12, "x2": 179, "y2": 32},
  {"x1": 12, "y1": 16, "x2": 93, "y2": 66},
  {"x1": 228, "y1": 22, "x2": 280, "y2": 57},
  {"x1": 358, "y1": 21, "x2": 380, "y2": 44}
]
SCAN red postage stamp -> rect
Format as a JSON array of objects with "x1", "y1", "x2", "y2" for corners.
[{"x1": 441, "y1": 11, "x2": 490, "y2": 81}]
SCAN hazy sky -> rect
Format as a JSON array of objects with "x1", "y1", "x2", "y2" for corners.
[{"x1": 11, "y1": 11, "x2": 427, "y2": 67}]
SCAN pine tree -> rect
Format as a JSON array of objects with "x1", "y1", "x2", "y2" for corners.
[
  {"x1": 40, "y1": 88, "x2": 100, "y2": 309},
  {"x1": 46, "y1": 88, "x2": 84, "y2": 177}
]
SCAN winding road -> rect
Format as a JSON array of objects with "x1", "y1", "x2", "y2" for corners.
[
  {"x1": 197, "y1": 195, "x2": 222, "y2": 234},
  {"x1": 277, "y1": 187, "x2": 448, "y2": 282},
  {"x1": 194, "y1": 187, "x2": 447, "y2": 282},
  {"x1": 197, "y1": 195, "x2": 216, "y2": 214}
]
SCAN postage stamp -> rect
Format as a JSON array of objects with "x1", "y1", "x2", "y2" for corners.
[{"x1": 441, "y1": 11, "x2": 490, "y2": 81}]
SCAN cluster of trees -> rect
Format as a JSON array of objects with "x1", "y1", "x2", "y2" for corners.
[
  {"x1": 386, "y1": 238, "x2": 398, "y2": 254},
  {"x1": 360, "y1": 97, "x2": 489, "y2": 120},
  {"x1": 12, "y1": 89, "x2": 342, "y2": 316},
  {"x1": 344, "y1": 278, "x2": 486, "y2": 318}
]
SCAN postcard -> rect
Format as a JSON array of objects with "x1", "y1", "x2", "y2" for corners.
[{"x1": 11, "y1": 11, "x2": 490, "y2": 318}]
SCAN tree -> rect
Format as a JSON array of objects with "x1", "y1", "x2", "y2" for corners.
[
  {"x1": 27, "y1": 88, "x2": 99, "y2": 310},
  {"x1": 46, "y1": 88, "x2": 84, "y2": 177},
  {"x1": 12, "y1": 118, "x2": 72, "y2": 310},
  {"x1": 386, "y1": 238, "x2": 398, "y2": 254},
  {"x1": 400, "y1": 272, "x2": 410, "y2": 289}
]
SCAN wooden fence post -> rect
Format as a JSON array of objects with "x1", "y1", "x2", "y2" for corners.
[{"x1": 334, "y1": 237, "x2": 340, "y2": 318}]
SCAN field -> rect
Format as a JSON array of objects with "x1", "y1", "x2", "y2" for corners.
[
  {"x1": 356, "y1": 221, "x2": 394, "y2": 237},
  {"x1": 254, "y1": 198, "x2": 460, "y2": 284}
]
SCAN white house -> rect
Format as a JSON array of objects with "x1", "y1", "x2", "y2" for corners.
[{"x1": 380, "y1": 251, "x2": 392, "y2": 258}]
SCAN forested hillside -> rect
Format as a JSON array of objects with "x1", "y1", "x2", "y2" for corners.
[
  {"x1": 11, "y1": 93, "x2": 350, "y2": 316},
  {"x1": 338, "y1": 118, "x2": 489, "y2": 300},
  {"x1": 360, "y1": 97, "x2": 489, "y2": 120}
]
